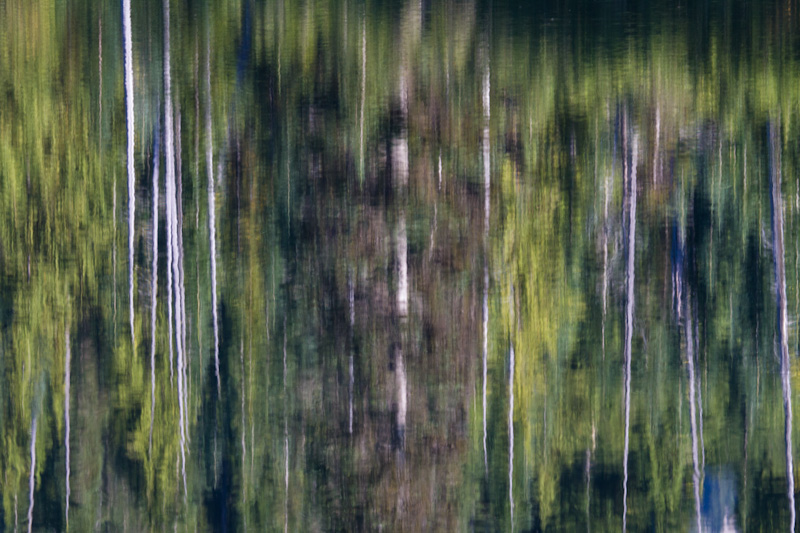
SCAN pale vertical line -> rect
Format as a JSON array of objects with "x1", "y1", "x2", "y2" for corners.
[
  {"x1": 482, "y1": 259, "x2": 488, "y2": 475},
  {"x1": 27, "y1": 417, "x2": 37, "y2": 533},
  {"x1": 176, "y1": 107, "x2": 190, "y2": 446},
  {"x1": 113, "y1": 177, "x2": 117, "y2": 335},
  {"x1": 241, "y1": 339, "x2": 247, "y2": 527},
  {"x1": 283, "y1": 327, "x2": 289, "y2": 533},
  {"x1": 602, "y1": 124, "x2": 612, "y2": 359},
  {"x1": 163, "y1": 0, "x2": 186, "y2": 497},
  {"x1": 770, "y1": 120, "x2": 795, "y2": 532},
  {"x1": 150, "y1": 122, "x2": 160, "y2": 458},
  {"x1": 652, "y1": 105, "x2": 660, "y2": 184},
  {"x1": 482, "y1": 51, "x2": 490, "y2": 234},
  {"x1": 65, "y1": 329, "x2": 71, "y2": 529},
  {"x1": 397, "y1": 214, "x2": 408, "y2": 318},
  {"x1": 686, "y1": 300, "x2": 702, "y2": 533},
  {"x1": 396, "y1": 344, "x2": 407, "y2": 446},
  {"x1": 508, "y1": 339, "x2": 515, "y2": 530},
  {"x1": 482, "y1": 48, "x2": 490, "y2": 476},
  {"x1": 359, "y1": 19, "x2": 366, "y2": 181},
  {"x1": 622, "y1": 133, "x2": 638, "y2": 533},
  {"x1": 98, "y1": 14, "x2": 102, "y2": 148},
  {"x1": 348, "y1": 274, "x2": 355, "y2": 434},
  {"x1": 123, "y1": 0, "x2": 136, "y2": 349},
  {"x1": 206, "y1": 31, "x2": 221, "y2": 398},
  {"x1": 695, "y1": 319, "x2": 705, "y2": 472}
]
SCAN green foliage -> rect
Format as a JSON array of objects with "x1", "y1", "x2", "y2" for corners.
[{"x1": 3, "y1": 0, "x2": 800, "y2": 530}]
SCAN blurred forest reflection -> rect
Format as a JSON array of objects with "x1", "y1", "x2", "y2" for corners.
[{"x1": 2, "y1": 0, "x2": 800, "y2": 530}]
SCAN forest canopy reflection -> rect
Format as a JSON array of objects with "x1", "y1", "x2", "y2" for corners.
[{"x1": 2, "y1": 0, "x2": 800, "y2": 530}]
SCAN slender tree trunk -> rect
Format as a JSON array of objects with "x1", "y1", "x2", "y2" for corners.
[
  {"x1": 508, "y1": 336, "x2": 515, "y2": 530},
  {"x1": 98, "y1": 13, "x2": 102, "y2": 143},
  {"x1": 685, "y1": 297, "x2": 702, "y2": 533},
  {"x1": 653, "y1": 105, "x2": 660, "y2": 185},
  {"x1": 206, "y1": 28, "x2": 221, "y2": 398},
  {"x1": 176, "y1": 105, "x2": 189, "y2": 424},
  {"x1": 482, "y1": 256, "x2": 489, "y2": 475},
  {"x1": 394, "y1": 140, "x2": 408, "y2": 450},
  {"x1": 283, "y1": 326, "x2": 289, "y2": 533},
  {"x1": 27, "y1": 417, "x2": 37, "y2": 533},
  {"x1": 482, "y1": 48, "x2": 490, "y2": 476},
  {"x1": 150, "y1": 121, "x2": 160, "y2": 458},
  {"x1": 123, "y1": 0, "x2": 136, "y2": 349},
  {"x1": 622, "y1": 131, "x2": 638, "y2": 532},
  {"x1": 359, "y1": 19, "x2": 366, "y2": 181},
  {"x1": 163, "y1": 0, "x2": 187, "y2": 496},
  {"x1": 113, "y1": 174, "x2": 117, "y2": 337},
  {"x1": 64, "y1": 329, "x2": 71, "y2": 528},
  {"x1": 240, "y1": 339, "x2": 247, "y2": 526},
  {"x1": 770, "y1": 120, "x2": 795, "y2": 532},
  {"x1": 602, "y1": 123, "x2": 613, "y2": 359},
  {"x1": 348, "y1": 272, "x2": 355, "y2": 434}
]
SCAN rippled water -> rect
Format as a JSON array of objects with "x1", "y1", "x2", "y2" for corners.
[{"x1": 2, "y1": 0, "x2": 800, "y2": 530}]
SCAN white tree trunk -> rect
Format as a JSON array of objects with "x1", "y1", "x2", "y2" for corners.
[
  {"x1": 770, "y1": 120, "x2": 795, "y2": 532},
  {"x1": 123, "y1": 0, "x2": 136, "y2": 349},
  {"x1": 27, "y1": 417, "x2": 37, "y2": 533},
  {"x1": 685, "y1": 298, "x2": 702, "y2": 533},
  {"x1": 64, "y1": 329, "x2": 71, "y2": 528},
  {"x1": 150, "y1": 122, "x2": 160, "y2": 458},
  {"x1": 206, "y1": 31, "x2": 221, "y2": 398},
  {"x1": 622, "y1": 132, "x2": 637, "y2": 533},
  {"x1": 163, "y1": 0, "x2": 187, "y2": 496}
]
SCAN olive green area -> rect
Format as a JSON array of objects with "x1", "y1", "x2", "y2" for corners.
[{"x1": 2, "y1": 0, "x2": 800, "y2": 530}]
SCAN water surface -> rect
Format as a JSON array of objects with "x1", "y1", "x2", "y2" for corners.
[{"x1": 2, "y1": 0, "x2": 800, "y2": 530}]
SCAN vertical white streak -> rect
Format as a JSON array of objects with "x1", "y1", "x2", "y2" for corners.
[
  {"x1": 240, "y1": 340, "x2": 247, "y2": 518},
  {"x1": 602, "y1": 163, "x2": 611, "y2": 358},
  {"x1": 397, "y1": 214, "x2": 408, "y2": 318},
  {"x1": 98, "y1": 15, "x2": 102, "y2": 146},
  {"x1": 770, "y1": 121, "x2": 795, "y2": 532},
  {"x1": 65, "y1": 329, "x2": 71, "y2": 528},
  {"x1": 284, "y1": 428, "x2": 289, "y2": 533},
  {"x1": 283, "y1": 328, "x2": 289, "y2": 533},
  {"x1": 483, "y1": 259, "x2": 488, "y2": 474},
  {"x1": 113, "y1": 179, "x2": 117, "y2": 330},
  {"x1": 686, "y1": 300, "x2": 702, "y2": 533},
  {"x1": 167, "y1": 175, "x2": 174, "y2": 385},
  {"x1": 695, "y1": 320, "x2": 705, "y2": 471},
  {"x1": 195, "y1": 39, "x2": 201, "y2": 231},
  {"x1": 509, "y1": 340, "x2": 515, "y2": 530},
  {"x1": 123, "y1": 0, "x2": 136, "y2": 349},
  {"x1": 250, "y1": 333, "x2": 254, "y2": 481},
  {"x1": 653, "y1": 105, "x2": 660, "y2": 184},
  {"x1": 482, "y1": 54, "x2": 490, "y2": 235},
  {"x1": 359, "y1": 20, "x2": 366, "y2": 180},
  {"x1": 396, "y1": 345, "x2": 407, "y2": 443},
  {"x1": 150, "y1": 126, "x2": 159, "y2": 457},
  {"x1": 482, "y1": 50, "x2": 491, "y2": 476},
  {"x1": 349, "y1": 354, "x2": 354, "y2": 435},
  {"x1": 392, "y1": 140, "x2": 409, "y2": 190},
  {"x1": 27, "y1": 417, "x2": 37, "y2": 533},
  {"x1": 164, "y1": 0, "x2": 187, "y2": 496},
  {"x1": 349, "y1": 275, "x2": 355, "y2": 435},
  {"x1": 622, "y1": 133, "x2": 638, "y2": 532},
  {"x1": 176, "y1": 109, "x2": 189, "y2": 434},
  {"x1": 393, "y1": 70, "x2": 409, "y2": 190},
  {"x1": 206, "y1": 35, "x2": 221, "y2": 398},
  {"x1": 438, "y1": 151, "x2": 442, "y2": 190}
]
